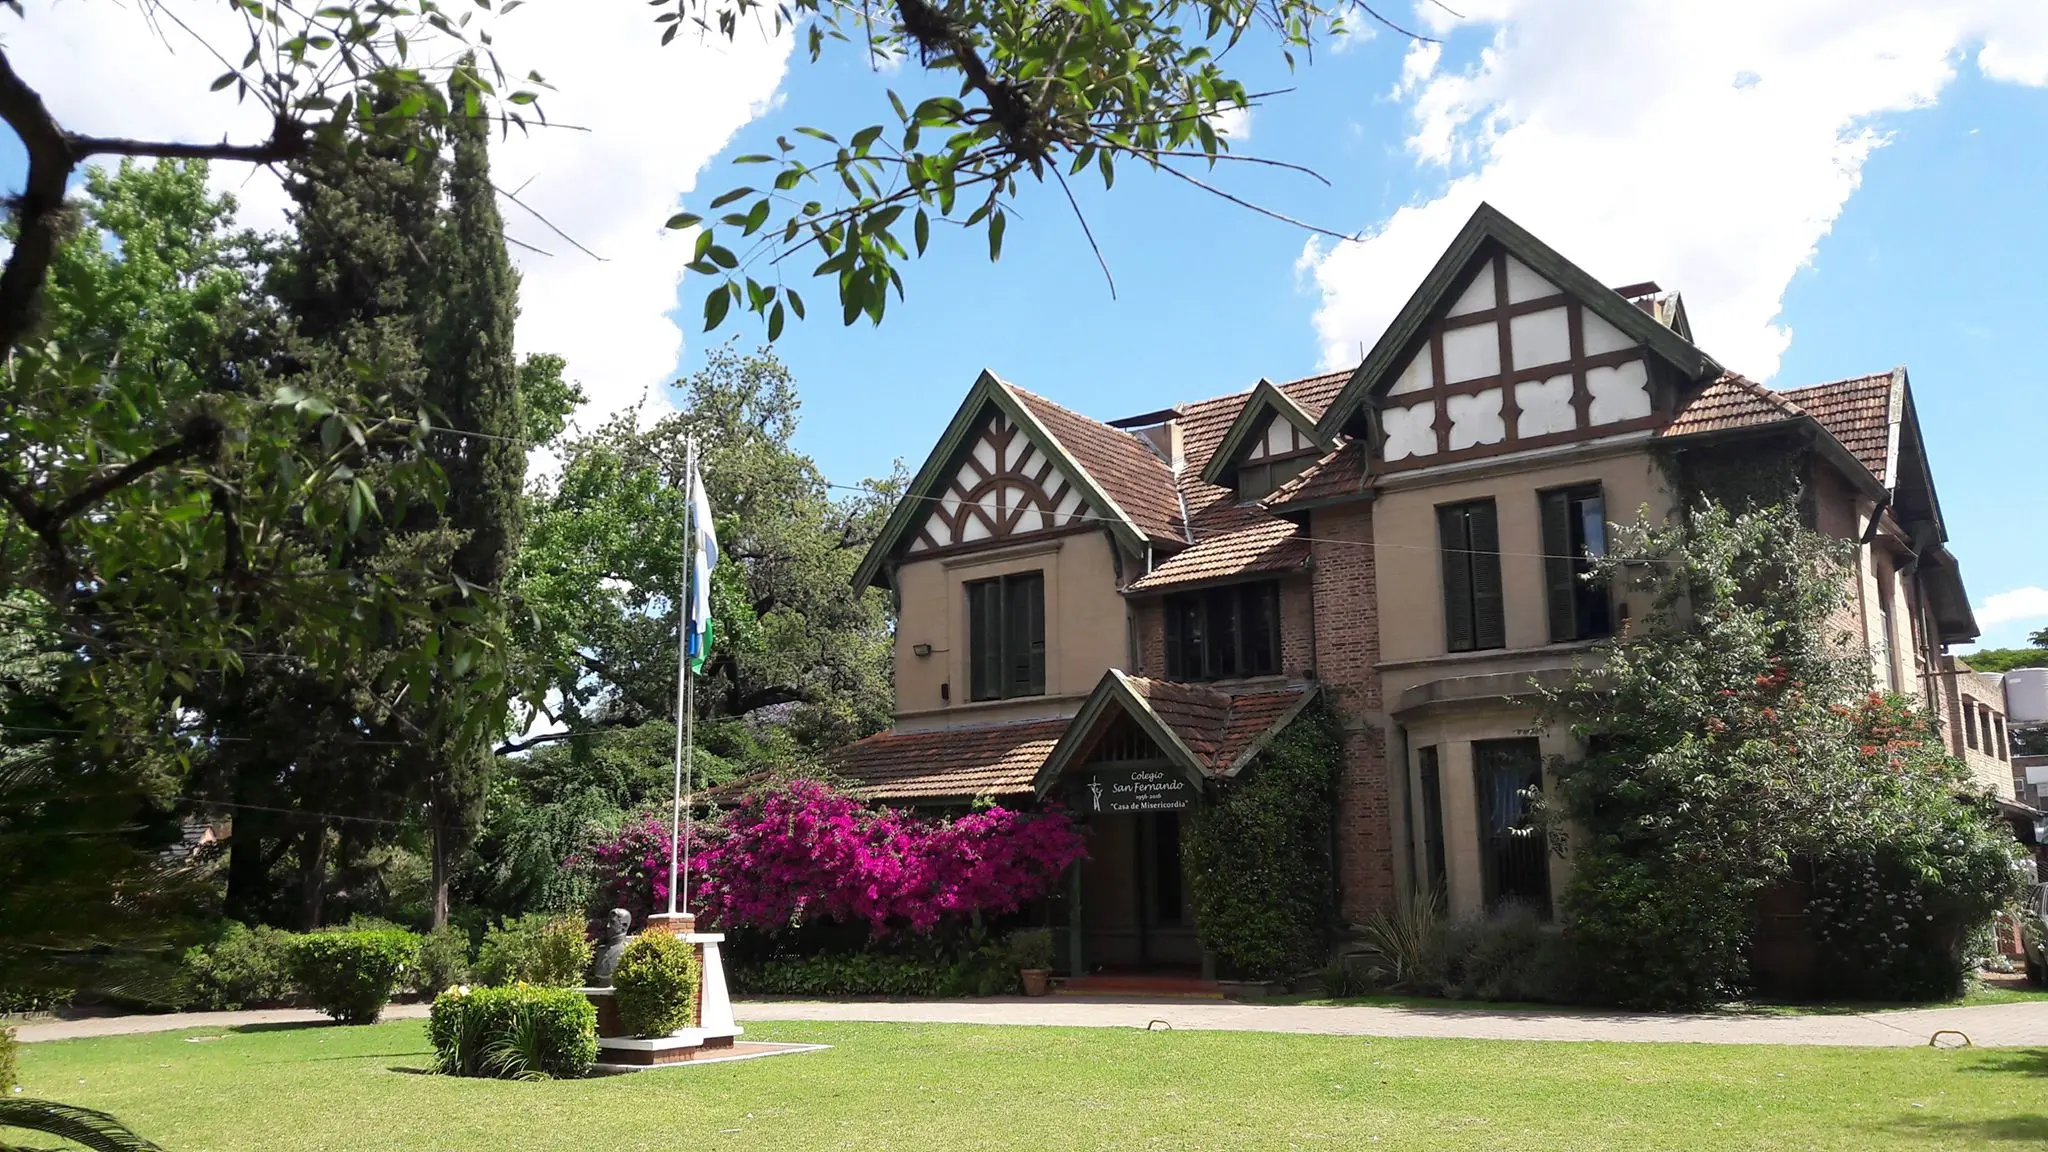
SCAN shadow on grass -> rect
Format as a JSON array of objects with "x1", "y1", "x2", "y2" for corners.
[
  {"x1": 228, "y1": 1021, "x2": 341, "y2": 1035},
  {"x1": 1882, "y1": 1115, "x2": 2048, "y2": 1143},
  {"x1": 1963, "y1": 1049, "x2": 2048, "y2": 1077}
]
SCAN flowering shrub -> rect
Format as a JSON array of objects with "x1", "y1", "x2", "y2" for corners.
[{"x1": 587, "y1": 779, "x2": 1085, "y2": 940}]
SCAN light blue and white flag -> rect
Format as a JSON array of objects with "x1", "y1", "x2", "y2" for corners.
[{"x1": 686, "y1": 464, "x2": 719, "y2": 675}]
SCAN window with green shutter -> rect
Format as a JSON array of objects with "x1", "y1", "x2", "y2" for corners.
[
  {"x1": 967, "y1": 572, "x2": 1045, "y2": 701},
  {"x1": 1163, "y1": 581, "x2": 1282, "y2": 681},
  {"x1": 1539, "y1": 485, "x2": 1612, "y2": 643},
  {"x1": 1438, "y1": 499, "x2": 1505, "y2": 652}
]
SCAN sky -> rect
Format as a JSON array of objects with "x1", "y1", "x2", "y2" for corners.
[{"x1": 3, "y1": 0, "x2": 2046, "y2": 650}]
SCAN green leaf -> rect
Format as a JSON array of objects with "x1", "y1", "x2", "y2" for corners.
[
  {"x1": 913, "y1": 209, "x2": 930, "y2": 255},
  {"x1": 664, "y1": 212, "x2": 702, "y2": 230},
  {"x1": 704, "y1": 287, "x2": 731, "y2": 331},
  {"x1": 988, "y1": 210, "x2": 1007, "y2": 262},
  {"x1": 767, "y1": 300, "x2": 785, "y2": 341},
  {"x1": 708, "y1": 187, "x2": 754, "y2": 209}
]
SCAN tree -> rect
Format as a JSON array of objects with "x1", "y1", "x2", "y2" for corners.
[
  {"x1": 403, "y1": 64, "x2": 531, "y2": 929},
  {"x1": 1544, "y1": 503, "x2": 2025, "y2": 1008},
  {"x1": 511, "y1": 345, "x2": 896, "y2": 754}
]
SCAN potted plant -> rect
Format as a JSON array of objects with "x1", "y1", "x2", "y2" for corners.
[{"x1": 1009, "y1": 928, "x2": 1055, "y2": 997}]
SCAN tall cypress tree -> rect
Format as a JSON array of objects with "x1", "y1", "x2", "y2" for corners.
[{"x1": 413, "y1": 63, "x2": 527, "y2": 927}]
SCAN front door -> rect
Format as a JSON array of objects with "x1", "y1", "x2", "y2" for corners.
[{"x1": 1072, "y1": 809, "x2": 1199, "y2": 972}]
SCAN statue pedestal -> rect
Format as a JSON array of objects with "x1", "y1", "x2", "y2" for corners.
[{"x1": 581, "y1": 931, "x2": 741, "y2": 1069}]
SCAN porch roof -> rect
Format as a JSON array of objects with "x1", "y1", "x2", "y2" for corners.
[
  {"x1": 1032, "y1": 670, "x2": 1320, "y2": 795},
  {"x1": 822, "y1": 717, "x2": 1072, "y2": 802}
]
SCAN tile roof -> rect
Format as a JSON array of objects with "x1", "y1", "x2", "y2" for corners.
[
  {"x1": 1009, "y1": 386, "x2": 1186, "y2": 542},
  {"x1": 1779, "y1": 371, "x2": 1896, "y2": 485},
  {"x1": 1177, "y1": 370, "x2": 1351, "y2": 479},
  {"x1": 1124, "y1": 500, "x2": 1309, "y2": 593},
  {"x1": 1120, "y1": 676, "x2": 1314, "y2": 772},
  {"x1": 1264, "y1": 442, "x2": 1370, "y2": 509},
  {"x1": 1659, "y1": 373, "x2": 1805, "y2": 439},
  {"x1": 823, "y1": 717, "x2": 1070, "y2": 800}
]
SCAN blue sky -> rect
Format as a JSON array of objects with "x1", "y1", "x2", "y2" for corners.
[{"x1": 5, "y1": 2, "x2": 2046, "y2": 648}]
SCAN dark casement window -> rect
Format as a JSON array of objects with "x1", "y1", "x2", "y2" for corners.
[
  {"x1": 1963, "y1": 696, "x2": 1979, "y2": 750},
  {"x1": 1417, "y1": 746, "x2": 1448, "y2": 899},
  {"x1": 1238, "y1": 453, "x2": 1317, "y2": 502},
  {"x1": 1539, "y1": 485, "x2": 1612, "y2": 643},
  {"x1": 1473, "y1": 738, "x2": 1551, "y2": 914},
  {"x1": 1438, "y1": 500, "x2": 1505, "y2": 652},
  {"x1": 1163, "y1": 581, "x2": 1281, "y2": 681},
  {"x1": 967, "y1": 571, "x2": 1045, "y2": 701},
  {"x1": 1995, "y1": 714, "x2": 2009, "y2": 761}
]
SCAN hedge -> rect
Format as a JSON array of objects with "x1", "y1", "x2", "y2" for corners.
[
  {"x1": 286, "y1": 929, "x2": 418, "y2": 1024},
  {"x1": 428, "y1": 985, "x2": 597, "y2": 1080},
  {"x1": 474, "y1": 914, "x2": 592, "y2": 987},
  {"x1": 612, "y1": 933, "x2": 700, "y2": 1038}
]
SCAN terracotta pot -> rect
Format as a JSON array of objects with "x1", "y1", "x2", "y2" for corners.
[{"x1": 1019, "y1": 968, "x2": 1051, "y2": 997}]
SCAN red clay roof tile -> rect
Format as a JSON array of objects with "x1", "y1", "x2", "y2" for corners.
[
  {"x1": 823, "y1": 718, "x2": 1070, "y2": 800},
  {"x1": 1120, "y1": 676, "x2": 1313, "y2": 771},
  {"x1": 1008, "y1": 386, "x2": 1186, "y2": 542},
  {"x1": 1779, "y1": 372, "x2": 1896, "y2": 485},
  {"x1": 1264, "y1": 442, "x2": 1370, "y2": 509},
  {"x1": 1659, "y1": 373, "x2": 1805, "y2": 439}
]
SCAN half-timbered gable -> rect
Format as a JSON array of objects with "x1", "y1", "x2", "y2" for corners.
[
  {"x1": 1197, "y1": 377, "x2": 1337, "y2": 500},
  {"x1": 1317, "y1": 203, "x2": 1721, "y2": 475},
  {"x1": 906, "y1": 407, "x2": 1093, "y2": 554}
]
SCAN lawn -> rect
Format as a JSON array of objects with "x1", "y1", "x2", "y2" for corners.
[{"x1": 13, "y1": 1020, "x2": 2048, "y2": 1150}]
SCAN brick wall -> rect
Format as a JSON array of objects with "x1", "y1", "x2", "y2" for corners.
[
  {"x1": 1132, "y1": 597, "x2": 1164, "y2": 677},
  {"x1": 1280, "y1": 573, "x2": 1316, "y2": 679},
  {"x1": 1307, "y1": 501, "x2": 1396, "y2": 922}
]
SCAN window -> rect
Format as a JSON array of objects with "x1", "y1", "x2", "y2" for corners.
[
  {"x1": 1473, "y1": 738, "x2": 1551, "y2": 914},
  {"x1": 1438, "y1": 500, "x2": 1506, "y2": 652},
  {"x1": 1963, "y1": 696, "x2": 1978, "y2": 750},
  {"x1": 1238, "y1": 454, "x2": 1316, "y2": 502},
  {"x1": 1996, "y1": 714, "x2": 2009, "y2": 761},
  {"x1": 1876, "y1": 579, "x2": 1898, "y2": 692},
  {"x1": 1539, "y1": 485, "x2": 1612, "y2": 642},
  {"x1": 1982, "y1": 704, "x2": 1998, "y2": 758},
  {"x1": 1163, "y1": 581, "x2": 1281, "y2": 681},
  {"x1": 966, "y1": 572, "x2": 1045, "y2": 701},
  {"x1": 1417, "y1": 746, "x2": 1447, "y2": 899}
]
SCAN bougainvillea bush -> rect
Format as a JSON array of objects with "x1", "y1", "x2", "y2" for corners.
[{"x1": 586, "y1": 779, "x2": 1086, "y2": 943}]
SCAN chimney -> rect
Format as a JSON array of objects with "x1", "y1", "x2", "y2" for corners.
[{"x1": 1137, "y1": 421, "x2": 1184, "y2": 472}]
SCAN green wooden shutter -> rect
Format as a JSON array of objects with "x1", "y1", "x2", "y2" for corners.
[
  {"x1": 968, "y1": 580, "x2": 997, "y2": 701},
  {"x1": 1005, "y1": 572, "x2": 1045, "y2": 697},
  {"x1": 1469, "y1": 500, "x2": 1506, "y2": 650},
  {"x1": 1439, "y1": 504, "x2": 1476, "y2": 652},
  {"x1": 1540, "y1": 489, "x2": 1577, "y2": 643}
]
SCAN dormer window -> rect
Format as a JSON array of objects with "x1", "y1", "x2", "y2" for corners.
[{"x1": 1236, "y1": 416, "x2": 1319, "y2": 501}]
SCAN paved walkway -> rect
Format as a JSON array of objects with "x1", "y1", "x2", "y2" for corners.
[{"x1": 12, "y1": 996, "x2": 2044, "y2": 1047}]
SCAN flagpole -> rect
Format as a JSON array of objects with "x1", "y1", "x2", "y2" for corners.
[
  {"x1": 681, "y1": 437, "x2": 698, "y2": 918},
  {"x1": 666, "y1": 435, "x2": 694, "y2": 920}
]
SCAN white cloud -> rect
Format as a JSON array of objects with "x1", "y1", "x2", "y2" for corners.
[
  {"x1": 1209, "y1": 103, "x2": 1253, "y2": 141},
  {"x1": 1300, "y1": 1, "x2": 2048, "y2": 379},
  {"x1": 9, "y1": 0, "x2": 793, "y2": 430},
  {"x1": 1979, "y1": 586, "x2": 2048, "y2": 628}
]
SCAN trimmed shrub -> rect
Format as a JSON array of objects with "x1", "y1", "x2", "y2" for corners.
[
  {"x1": 475, "y1": 914, "x2": 593, "y2": 988},
  {"x1": 613, "y1": 933, "x2": 701, "y2": 1037},
  {"x1": 414, "y1": 926, "x2": 473, "y2": 997},
  {"x1": 731, "y1": 944, "x2": 1014, "y2": 998},
  {"x1": 428, "y1": 985, "x2": 598, "y2": 1080},
  {"x1": 182, "y1": 922, "x2": 296, "y2": 1010},
  {"x1": 286, "y1": 929, "x2": 418, "y2": 1024},
  {"x1": 1184, "y1": 700, "x2": 1342, "y2": 980},
  {"x1": 0, "y1": 1027, "x2": 16, "y2": 1094}
]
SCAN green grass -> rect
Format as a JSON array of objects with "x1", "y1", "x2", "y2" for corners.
[{"x1": 14, "y1": 1020, "x2": 2048, "y2": 1150}]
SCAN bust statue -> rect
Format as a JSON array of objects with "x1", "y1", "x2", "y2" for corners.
[{"x1": 587, "y1": 907, "x2": 633, "y2": 988}]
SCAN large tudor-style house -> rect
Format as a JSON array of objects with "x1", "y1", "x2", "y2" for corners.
[{"x1": 827, "y1": 204, "x2": 2022, "y2": 977}]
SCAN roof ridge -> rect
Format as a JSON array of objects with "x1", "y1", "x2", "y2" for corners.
[
  {"x1": 1179, "y1": 368, "x2": 1354, "y2": 415},
  {"x1": 1779, "y1": 369, "x2": 1897, "y2": 396},
  {"x1": 1719, "y1": 372, "x2": 1808, "y2": 419}
]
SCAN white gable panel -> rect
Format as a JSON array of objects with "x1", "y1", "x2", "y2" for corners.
[
  {"x1": 1390, "y1": 344, "x2": 1434, "y2": 395},
  {"x1": 1264, "y1": 419, "x2": 1298, "y2": 457},
  {"x1": 913, "y1": 412, "x2": 1090, "y2": 549},
  {"x1": 1503, "y1": 256, "x2": 1555, "y2": 304},
  {"x1": 1582, "y1": 310, "x2": 1636, "y2": 357},
  {"x1": 1515, "y1": 375, "x2": 1576, "y2": 437},
  {"x1": 1383, "y1": 401, "x2": 1438, "y2": 462},
  {"x1": 1446, "y1": 270, "x2": 1496, "y2": 317},
  {"x1": 1447, "y1": 389, "x2": 1506, "y2": 451},
  {"x1": 1508, "y1": 307, "x2": 1571, "y2": 370},
  {"x1": 1441, "y1": 324, "x2": 1501, "y2": 384},
  {"x1": 1587, "y1": 360, "x2": 1652, "y2": 424},
  {"x1": 971, "y1": 436, "x2": 998, "y2": 473}
]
